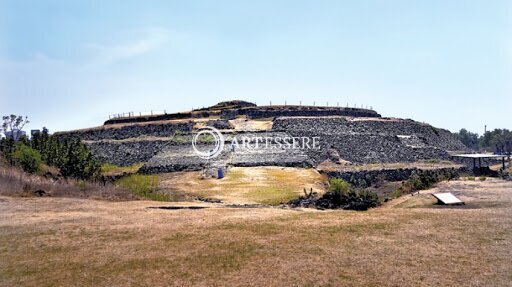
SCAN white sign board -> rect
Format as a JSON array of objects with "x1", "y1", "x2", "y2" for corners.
[{"x1": 432, "y1": 193, "x2": 464, "y2": 205}]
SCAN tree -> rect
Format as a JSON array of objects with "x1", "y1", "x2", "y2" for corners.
[
  {"x1": 30, "y1": 131, "x2": 100, "y2": 180},
  {"x1": 480, "y1": 129, "x2": 512, "y2": 154},
  {"x1": 454, "y1": 128, "x2": 512, "y2": 154},
  {"x1": 1, "y1": 114, "x2": 100, "y2": 180},
  {"x1": 1, "y1": 115, "x2": 29, "y2": 140},
  {"x1": 60, "y1": 138, "x2": 100, "y2": 180},
  {"x1": 42, "y1": 135, "x2": 66, "y2": 167},
  {"x1": 0, "y1": 115, "x2": 30, "y2": 164},
  {"x1": 455, "y1": 129, "x2": 480, "y2": 150},
  {"x1": 0, "y1": 137, "x2": 15, "y2": 165}
]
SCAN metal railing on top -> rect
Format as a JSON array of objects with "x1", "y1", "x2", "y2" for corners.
[{"x1": 108, "y1": 111, "x2": 167, "y2": 120}]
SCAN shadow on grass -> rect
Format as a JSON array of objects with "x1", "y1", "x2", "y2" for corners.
[{"x1": 148, "y1": 206, "x2": 208, "y2": 210}]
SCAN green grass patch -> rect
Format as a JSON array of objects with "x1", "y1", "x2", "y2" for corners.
[
  {"x1": 115, "y1": 174, "x2": 169, "y2": 201},
  {"x1": 195, "y1": 133, "x2": 215, "y2": 143},
  {"x1": 467, "y1": 176, "x2": 475, "y2": 181},
  {"x1": 101, "y1": 163, "x2": 143, "y2": 174},
  {"x1": 171, "y1": 134, "x2": 188, "y2": 144},
  {"x1": 247, "y1": 187, "x2": 298, "y2": 205},
  {"x1": 479, "y1": 176, "x2": 487, "y2": 181},
  {"x1": 388, "y1": 189, "x2": 403, "y2": 199},
  {"x1": 252, "y1": 117, "x2": 273, "y2": 122}
]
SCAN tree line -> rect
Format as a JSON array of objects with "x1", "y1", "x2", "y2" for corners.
[
  {"x1": 1, "y1": 115, "x2": 100, "y2": 179},
  {"x1": 455, "y1": 128, "x2": 512, "y2": 154}
]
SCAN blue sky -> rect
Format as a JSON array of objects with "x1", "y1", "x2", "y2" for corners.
[{"x1": 0, "y1": 0, "x2": 510, "y2": 134}]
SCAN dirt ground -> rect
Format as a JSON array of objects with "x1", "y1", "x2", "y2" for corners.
[{"x1": 1, "y1": 178, "x2": 511, "y2": 286}]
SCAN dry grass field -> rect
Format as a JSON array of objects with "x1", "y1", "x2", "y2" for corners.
[
  {"x1": 159, "y1": 167, "x2": 327, "y2": 205},
  {"x1": 1, "y1": 178, "x2": 511, "y2": 286},
  {"x1": 228, "y1": 118, "x2": 273, "y2": 131}
]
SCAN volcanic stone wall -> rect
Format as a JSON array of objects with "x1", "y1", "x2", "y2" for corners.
[
  {"x1": 322, "y1": 166, "x2": 464, "y2": 188},
  {"x1": 54, "y1": 104, "x2": 467, "y2": 169},
  {"x1": 272, "y1": 117, "x2": 467, "y2": 164},
  {"x1": 103, "y1": 105, "x2": 381, "y2": 124},
  {"x1": 273, "y1": 117, "x2": 465, "y2": 150},
  {"x1": 139, "y1": 131, "x2": 312, "y2": 173},
  {"x1": 87, "y1": 139, "x2": 173, "y2": 166},
  {"x1": 220, "y1": 106, "x2": 380, "y2": 120},
  {"x1": 104, "y1": 111, "x2": 221, "y2": 125},
  {"x1": 55, "y1": 122, "x2": 193, "y2": 141},
  {"x1": 54, "y1": 119, "x2": 235, "y2": 167}
]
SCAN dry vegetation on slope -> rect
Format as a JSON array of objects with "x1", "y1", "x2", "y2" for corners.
[{"x1": 0, "y1": 165, "x2": 135, "y2": 201}]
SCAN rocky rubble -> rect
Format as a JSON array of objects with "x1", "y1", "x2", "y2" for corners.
[{"x1": 288, "y1": 189, "x2": 379, "y2": 211}]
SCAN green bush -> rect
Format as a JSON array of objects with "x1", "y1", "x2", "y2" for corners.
[
  {"x1": 479, "y1": 176, "x2": 487, "y2": 181},
  {"x1": 395, "y1": 169, "x2": 459, "y2": 197},
  {"x1": 329, "y1": 178, "x2": 350, "y2": 196},
  {"x1": 328, "y1": 178, "x2": 350, "y2": 206},
  {"x1": 13, "y1": 144, "x2": 42, "y2": 173},
  {"x1": 341, "y1": 188, "x2": 379, "y2": 211},
  {"x1": 321, "y1": 178, "x2": 379, "y2": 210}
]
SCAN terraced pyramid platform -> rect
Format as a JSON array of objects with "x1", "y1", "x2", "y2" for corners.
[{"x1": 55, "y1": 101, "x2": 468, "y2": 174}]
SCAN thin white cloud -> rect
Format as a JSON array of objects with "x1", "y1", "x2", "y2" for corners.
[{"x1": 85, "y1": 27, "x2": 168, "y2": 66}]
